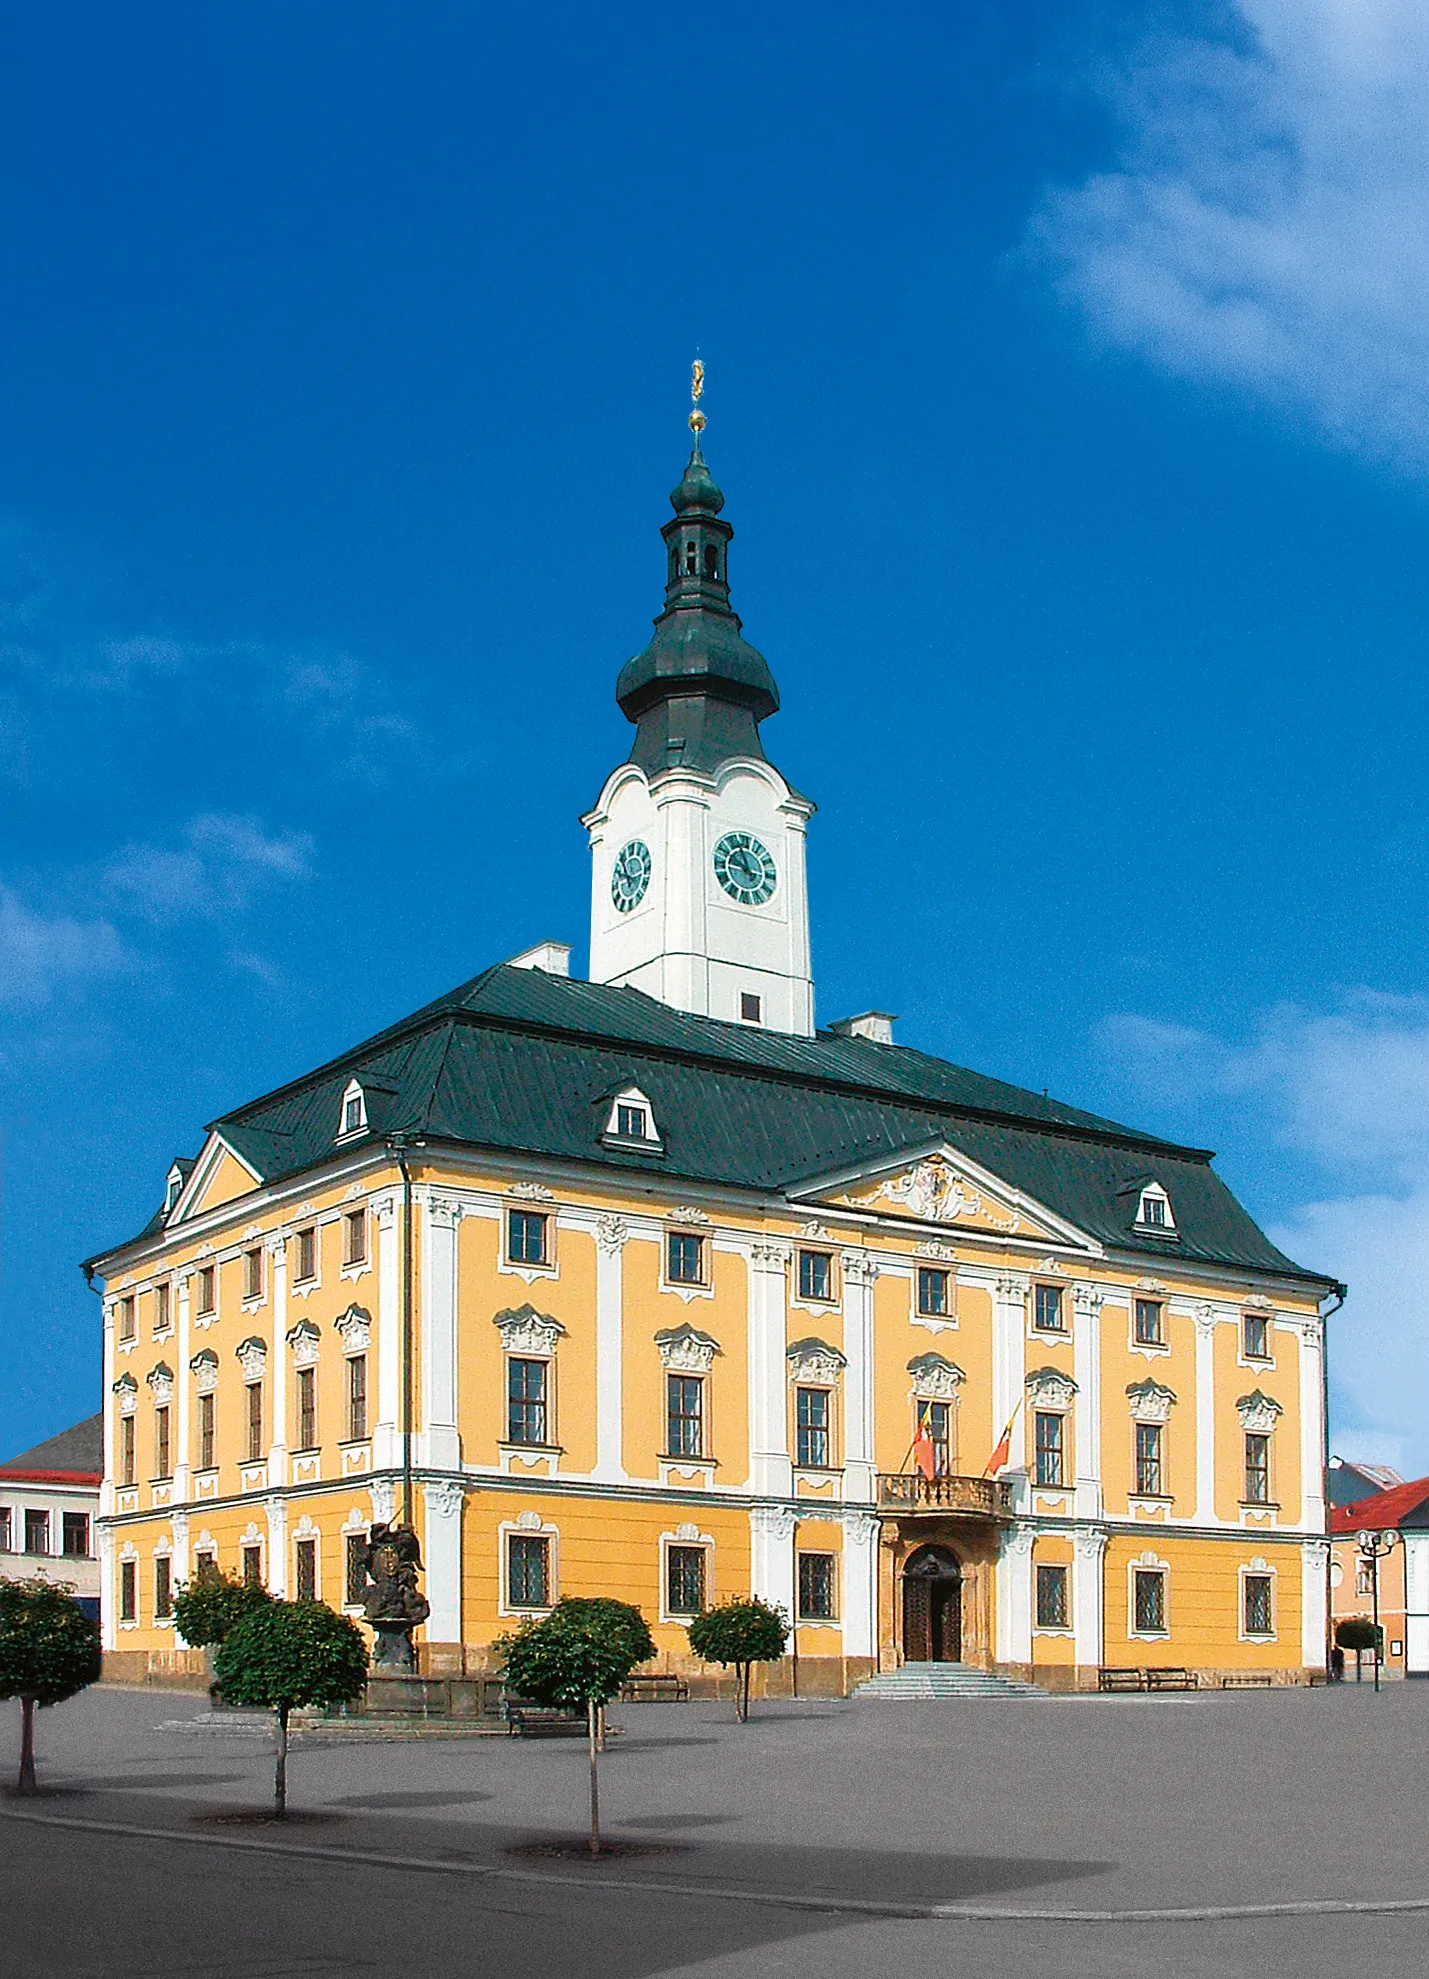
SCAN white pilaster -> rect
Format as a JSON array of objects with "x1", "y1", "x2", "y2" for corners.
[
  {"x1": 841, "y1": 1511, "x2": 880, "y2": 1660},
  {"x1": 97, "y1": 1523, "x2": 116, "y2": 1651},
  {"x1": 749, "y1": 1504, "x2": 796, "y2": 1617},
  {"x1": 1073, "y1": 1283, "x2": 1103, "y2": 1519},
  {"x1": 174, "y1": 1269, "x2": 192, "y2": 1502},
  {"x1": 594, "y1": 1215, "x2": 629, "y2": 1482},
  {"x1": 747, "y1": 1241, "x2": 792, "y2": 1495},
  {"x1": 1405, "y1": 1533, "x2": 1429, "y2": 1675},
  {"x1": 1194, "y1": 1303, "x2": 1217, "y2": 1523},
  {"x1": 373, "y1": 1193, "x2": 401, "y2": 1471},
  {"x1": 1301, "y1": 1540, "x2": 1329, "y2": 1669},
  {"x1": 1296, "y1": 1316, "x2": 1326, "y2": 1533},
  {"x1": 992, "y1": 1273, "x2": 1028, "y2": 1486},
  {"x1": 422, "y1": 1479, "x2": 465, "y2": 1642},
  {"x1": 1073, "y1": 1526, "x2": 1108, "y2": 1670},
  {"x1": 266, "y1": 1495, "x2": 289, "y2": 1597},
  {"x1": 100, "y1": 1300, "x2": 116, "y2": 1519},
  {"x1": 419, "y1": 1193, "x2": 462, "y2": 1470},
  {"x1": 841, "y1": 1251, "x2": 878, "y2": 1503},
  {"x1": 171, "y1": 1510, "x2": 190, "y2": 1587},
  {"x1": 266, "y1": 1235, "x2": 289, "y2": 1487},
  {"x1": 996, "y1": 1523, "x2": 1034, "y2": 1665}
]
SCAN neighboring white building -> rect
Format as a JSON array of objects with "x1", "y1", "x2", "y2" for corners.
[{"x1": 0, "y1": 1413, "x2": 103, "y2": 1618}]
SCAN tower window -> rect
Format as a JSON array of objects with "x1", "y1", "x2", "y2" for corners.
[
  {"x1": 740, "y1": 992, "x2": 762, "y2": 1023},
  {"x1": 703, "y1": 543, "x2": 718, "y2": 579},
  {"x1": 685, "y1": 542, "x2": 698, "y2": 576}
]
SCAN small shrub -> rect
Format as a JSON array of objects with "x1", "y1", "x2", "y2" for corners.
[{"x1": 687, "y1": 1598, "x2": 789, "y2": 1721}]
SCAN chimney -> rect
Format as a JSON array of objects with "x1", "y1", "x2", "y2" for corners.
[
  {"x1": 506, "y1": 941, "x2": 572, "y2": 977},
  {"x1": 829, "y1": 1010, "x2": 897, "y2": 1046}
]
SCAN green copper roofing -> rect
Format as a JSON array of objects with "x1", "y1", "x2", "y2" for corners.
[{"x1": 89, "y1": 964, "x2": 1337, "y2": 1291}]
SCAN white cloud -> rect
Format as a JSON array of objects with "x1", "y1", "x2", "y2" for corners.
[
  {"x1": 105, "y1": 813, "x2": 314, "y2": 922},
  {"x1": 1103, "y1": 992, "x2": 1429, "y2": 1472},
  {"x1": 0, "y1": 887, "x2": 127, "y2": 1007},
  {"x1": 1025, "y1": 0, "x2": 1429, "y2": 472}
]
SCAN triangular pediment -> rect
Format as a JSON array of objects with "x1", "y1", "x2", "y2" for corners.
[
  {"x1": 787, "y1": 1141, "x2": 1099, "y2": 1252},
  {"x1": 169, "y1": 1132, "x2": 264, "y2": 1224}
]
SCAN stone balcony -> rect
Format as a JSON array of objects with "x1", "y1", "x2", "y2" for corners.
[{"x1": 876, "y1": 1473, "x2": 1015, "y2": 1518}]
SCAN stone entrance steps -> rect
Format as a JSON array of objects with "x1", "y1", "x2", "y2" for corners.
[{"x1": 855, "y1": 1661, "x2": 1048, "y2": 1699}]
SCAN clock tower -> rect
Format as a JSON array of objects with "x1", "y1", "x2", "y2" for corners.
[{"x1": 583, "y1": 384, "x2": 815, "y2": 1035}]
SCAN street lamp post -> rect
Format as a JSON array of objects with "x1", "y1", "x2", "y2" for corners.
[{"x1": 1357, "y1": 1528, "x2": 1398, "y2": 1693}]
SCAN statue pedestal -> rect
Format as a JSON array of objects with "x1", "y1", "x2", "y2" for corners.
[{"x1": 355, "y1": 1673, "x2": 495, "y2": 1721}]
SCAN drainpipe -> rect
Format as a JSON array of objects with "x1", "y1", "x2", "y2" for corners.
[
  {"x1": 388, "y1": 1136, "x2": 417, "y2": 1529},
  {"x1": 1319, "y1": 1283, "x2": 1347, "y2": 1677}
]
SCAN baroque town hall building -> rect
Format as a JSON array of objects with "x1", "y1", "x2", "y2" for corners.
[{"x1": 89, "y1": 413, "x2": 1339, "y2": 1692}]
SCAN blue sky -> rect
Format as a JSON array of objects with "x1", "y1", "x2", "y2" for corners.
[{"x1": 5, "y1": 1, "x2": 1429, "y2": 1469}]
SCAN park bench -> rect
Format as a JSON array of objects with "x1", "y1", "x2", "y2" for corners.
[
  {"x1": 1221, "y1": 1674, "x2": 1273, "y2": 1688},
  {"x1": 1098, "y1": 1667, "x2": 1145, "y2": 1693},
  {"x1": 505, "y1": 1704, "x2": 587, "y2": 1736},
  {"x1": 1145, "y1": 1667, "x2": 1196, "y2": 1692},
  {"x1": 619, "y1": 1674, "x2": 690, "y2": 1703}
]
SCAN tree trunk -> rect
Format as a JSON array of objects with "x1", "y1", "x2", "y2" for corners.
[
  {"x1": 274, "y1": 1705, "x2": 289, "y2": 1818},
  {"x1": 17, "y1": 1696, "x2": 36, "y2": 1795},
  {"x1": 736, "y1": 1663, "x2": 749, "y2": 1722},
  {"x1": 596, "y1": 1703, "x2": 606, "y2": 1753},
  {"x1": 587, "y1": 1699, "x2": 601, "y2": 1856}
]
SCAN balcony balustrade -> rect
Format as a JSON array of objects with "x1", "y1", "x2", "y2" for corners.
[{"x1": 876, "y1": 1472, "x2": 1014, "y2": 1517}]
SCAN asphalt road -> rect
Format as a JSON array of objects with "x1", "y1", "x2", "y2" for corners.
[{"x1": 2, "y1": 1681, "x2": 1427, "y2": 1977}]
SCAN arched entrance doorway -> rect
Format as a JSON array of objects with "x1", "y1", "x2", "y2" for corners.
[{"x1": 902, "y1": 1544, "x2": 962, "y2": 1662}]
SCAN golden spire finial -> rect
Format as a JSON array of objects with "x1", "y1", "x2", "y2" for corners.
[{"x1": 688, "y1": 359, "x2": 706, "y2": 438}]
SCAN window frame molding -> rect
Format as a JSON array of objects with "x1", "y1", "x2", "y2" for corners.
[
  {"x1": 1239, "y1": 1556, "x2": 1277, "y2": 1642},
  {"x1": 792, "y1": 1246, "x2": 840, "y2": 1313},
  {"x1": 1033, "y1": 1558, "x2": 1073, "y2": 1636},
  {"x1": 499, "y1": 1513, "x2": 559, "y2": 1617},
  {"x1": 796, "y1": 1548, "x2": 839, "y2": 1624},
  {"x1": 1128, "y1": 1550, "x2": 1171, "y2": 1640},
  {"x1": 660, "y1": 1524, "x2": 714, "y2": 1625},
  {"x1": 661, "y1": 1223, "x2": 714, "y2": 1299},
  {"x1": 500, "y1": 1199, "x2": 559, "y2": 1286}
]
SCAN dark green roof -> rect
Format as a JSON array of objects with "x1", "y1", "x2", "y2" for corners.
[{"x1": 91, "y1": 965, "x2": 1335, "y2": 1291}]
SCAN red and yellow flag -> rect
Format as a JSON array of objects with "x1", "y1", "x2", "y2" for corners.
[{"x1": 984, "y1": 1399, "x2": 1022, "y2": 1478}]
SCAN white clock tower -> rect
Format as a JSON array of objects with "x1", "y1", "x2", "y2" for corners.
[{"x1": 583, "y1": 396, "x2": 815, "y2": 1035}]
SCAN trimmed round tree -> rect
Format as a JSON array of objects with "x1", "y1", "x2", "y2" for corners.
[
  {"x1": 173, "y1": 1568, "x2": 272, "y2": 1652},
  {"x1": 212, "y1": 1600, "x2": 368, "y2": 1816},
  {"x1": 498, "y1": 1597, "x2": 654, "y2": 1854},
  {"x1": 687, "y1": 1597, "x2": 788, "y2": 1721},
  {"x1": 1336, "y1": 1616, "x2": 1383, "y2": 1680},
  {"x1": 0, "y1": 1577, "x2": 102, "y2": 1793}
]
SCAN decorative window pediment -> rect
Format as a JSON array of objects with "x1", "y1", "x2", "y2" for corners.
[
  {"x1": 112, "y1": 1372, "x2": 138, "y2": 1410},
  {"x1": 1126, "y1": 1377, "x2": 1177, "y2": 1424},
  {"x1": 1237, "y1": 1388, "x2": 1283, "y2": 1433},
  {"x1": 787, "y1": 1336, "x2": 847, "y2": 1385},
  {"x1": 334, "y1": 1303, "x2": 372, "y2": 1353},
  {"x1": 286, "y1": 1319, "x2": 321, "y2": 1366},
  {"x1": 1025, "y1": 1365, "x2": 1078, "y2": 1410},
  {"x1": 189, "y1": 1349, "x2": 219, "y2": 1394},
  {"x1": 598, "y1": 1083, "x2": 664, "y2": 1154},
  {"x1": 493, "y1": 1304, "x2": 566, "y2": 1356},
  {"x1": 235, "y1": 1335, "x2": 268, "y2": 1380},
  {"x1": 146, "y1": 1361, "x2": 174, "y2": 1403},
  {"x1": 655, "y1": 1322, "x2": 721, "y2": 1373},
  {"x1": 907, "y1": 1352, "x2": 965, "y2": 1401}
]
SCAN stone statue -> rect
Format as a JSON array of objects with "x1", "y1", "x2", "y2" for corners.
[{"x1": 360, "y1": 1521, "x2": 430, "y2": 1669}]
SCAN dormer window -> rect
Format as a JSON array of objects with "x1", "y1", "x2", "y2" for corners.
[
  {"x1": 600, "y1": 1085, "x2": 664, "y2": 1154},
  {"x1": 1136, "y1": 1184, "x2": 1175, "y2": 1232},
  {"x1": 337, "y1": 1079, "x2": 367, "y2": 1141},
  {"x1": 164, "y1": 1166, "x2": 185, "y2": 1216}
]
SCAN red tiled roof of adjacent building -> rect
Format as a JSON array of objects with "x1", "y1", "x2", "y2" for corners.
[{"x1": 1329, "y1": 1475, "x2": 1429, "y2": 1534}]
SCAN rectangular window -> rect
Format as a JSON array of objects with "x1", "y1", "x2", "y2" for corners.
[
  {"x1": 1243, "y1": 1573, "x2": 1273, "y2": 1637},
  {"x1": 120, "y1": 1414, "x2": 136, "y2": 1487},
  {"x1": 117, "y1": 1296, "x2": 136, "y2": 1342},
  {"x1": 154, "y1": 1282, "x2": 171, "y2": 1331},
  {"x1": 296, "y1": 1366, "x2": 317, "y2": 1451},
  {"x1": 1140, "y1": 1193, "x2": 1167, "y2": 1227},
  {"x1": 797, "y1": 1249, "x2": 833, "y2": 1302},
  {"x1": 197, "y1": 1391, "x2": 215, "y2": 1470},
  {"x1": 346, "y1": 1354, "x2": 368, "y2": 1441},
  {"x1": 616, "y1": 1103, "x2": 648, "y2": 1139},
  {"x1": 1133, "y1": 1567, "x2": 1166, "y2": 1634},
  {"x1": 343, "y1": 1209, "x2": 367, "y2": 1267},
  {"x1": 1036, "y1": 1563, "x2": 1069, "y2": 1630},
  {"x1": 795, "y1": 1386, "x2": 831, "y2": 1468},
  {"x1": 154, "y1": 1405, "x2": 172, "y2": 1480},
  {"x1": 155, "y1": 1556, "x2": 173, "y2": 1620},
  {"x1": 0, "y1": 1508, "x2": 10, "y2": 1552},
  {"x1": 343, "y1": 1094, "x2": 363, "y2": 1135},
  {"x1": 241, "y1": 1544, "x2": 263, "y2": 1588},
  {"x1": 197, "y1": 1266, "x2": 216, "y2": 1315},
  {"x1": 507, "y1": 1209, "x2": 548, "y2": 1265},
  {"x1": 740, "y1": 992, "x2": 762, "y2": 1024},
  {"x1": 917, "y1": 1399, "x2": 952, "y2": 1475},
  {"x1": 508, "y1": 1533, "x2": 550, "y2": 1609},
  {"x1": 666, "y1": 1543, "x2": 707, "y2": 1616},
  {"x1": 798, "y1": 1552, "x2": 836, "y2": 1621},
  {"x1": 24, "y1": 1509, "x2": 50, "y2": 1556},
  {"x1": 243, "y1": 1247, "x2": 264, "y2": 1300},
  {"x1": 1034, "y1": 1283, "x2": 1064, "y2": 1332},
  {"x1": 296, "y1": 1227, "x2": 316, "y2": 1282},
  {"x1": 119, "y1": 1559, "x2": 137, "y2": 1622},
  {"x1": 667, "y1": 1232, "x2": 705, "y2": 1285},
  {"x1": 1134, "y1": 1421, "x2": 1164, "y2": 1496},
  {"x1": 1244, "y1": 1432, "x2": 1270, "y2": 1503},
  {"x1": 507, "y1": 1358, "x2": 548, "y2": 1445},
  {"x1": 1243, "y1": 1312, "x2": 1270, "y2": 1360},
  {"x1": 666, "y1": 1373, "x2": 704, "y2": 1458},
  {"x1": 295, "y1": 1538, "x2": 317, "y2": 1602},
  {"x1": 1356, "y1": 1561, "x2": 1373, "y2": 1597},
  {"x1": 916, "y1": 1267, "x2": 950, "y2": 1317},
  {"x1": 1034, "y1": 1410, "x2": 1064, "y2": 1488},
  {"x1": 1134, "y1": 1298, "x2": 1163, "y2": 1345},
  {"x1": 62, "y1": 1512, "x2": 90, "y2": 1559},
  {"x1": 345, "y1": 1532, "x2": 368, "y2": 1606},
  {"x1": 245, "y1": 1382, "x2": 264, "y2": 1462},
  {"x1": 193, "y1": 1550, "x2": 217, "y2": 1581}
]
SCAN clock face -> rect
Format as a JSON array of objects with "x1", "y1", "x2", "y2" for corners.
[
  {"x1": 713, "y1": 830, "x2": 777, "y2": 906},
  {"x1": 611, "y1": 839, "x2": 652, "y2": 913}
]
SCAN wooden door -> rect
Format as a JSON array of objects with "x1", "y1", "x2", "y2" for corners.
[
  {"x1": 930, "y1": 1577, "x2": 962, "y2": 1661},
  {"x1": 903, "y1": 1574, "x2": 932, "y2": 1661}
]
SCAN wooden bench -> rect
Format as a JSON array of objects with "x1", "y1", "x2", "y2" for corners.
[
  {"x1": 1221, "y1": 1674, "x2": 1273, "y2": 1688},
  {"x1": 1098, "y1": 1667, "x2": 1145, "y2": 1693},
  {"x1": 619, "y1": 1674, "x2": 690, "y2": 1703},
  {"x1": 1145, "y1": 1667, "x2": 1196, "y2": 1692},
  {"x1": 505, "y1": 1705, "x2": 587, "y2": 1737}
]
